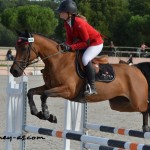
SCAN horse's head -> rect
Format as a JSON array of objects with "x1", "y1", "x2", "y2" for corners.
[{"x1": 10, "y1": 30, "x2": 38, "y2": 77}]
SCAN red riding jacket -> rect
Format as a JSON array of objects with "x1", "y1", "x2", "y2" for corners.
[{"x1": 64, "y1": 16, "x2": 104, "y2": 50}]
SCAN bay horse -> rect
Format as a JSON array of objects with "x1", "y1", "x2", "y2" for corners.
[{"x1": 10, "y1": 30, "x2": 150, "y2": 132}]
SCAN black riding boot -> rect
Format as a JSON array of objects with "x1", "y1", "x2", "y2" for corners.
[{"x1": 84, "y1": 62, "x2": 97, "y2": 96}]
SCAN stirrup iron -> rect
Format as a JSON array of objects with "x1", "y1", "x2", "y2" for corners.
[{"x1": 84, "y1": 84, "x2": 97, "y2": 96}]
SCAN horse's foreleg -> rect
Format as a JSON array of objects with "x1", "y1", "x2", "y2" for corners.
[
  {"x1": 40, "y1": 85, "x2": 70, "y2": 123},
  {"x1": 27, "y1": 85, "x2": 47, "y2": 116},
  {"x1": 40, "y1": 93, "x2": 57, "y2": 123}
]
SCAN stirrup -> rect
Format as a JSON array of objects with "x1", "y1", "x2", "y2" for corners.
[{"x1": 84, "y1": 84, "x2": 97, "y2": 96}]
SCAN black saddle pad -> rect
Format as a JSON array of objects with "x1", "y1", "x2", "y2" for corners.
[{"x1": 95, "y1": 64, "x2": 115, "y2": 82}]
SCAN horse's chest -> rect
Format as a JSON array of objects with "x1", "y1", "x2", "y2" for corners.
[{"x1": 43, "y1": 71, "x2": 61, "y2": 88}]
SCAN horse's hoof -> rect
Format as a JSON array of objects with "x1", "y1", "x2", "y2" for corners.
[
  {"x1": 48, "y1": 114, "x2": 57, "y2": 123},
  {"x1": 36, "y1": 111, "x2": 45, "y2": 119},
  {"x1": 31, "y1": 107, "x2": 38, "y2": 116},
  {"x1": 142, "y1": 125, "x2": 150, "y2": 132},
  {"x1": 43, "y1": 111, "x2": 50, "y2": 120}
]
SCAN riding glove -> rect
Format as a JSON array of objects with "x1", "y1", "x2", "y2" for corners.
[{"x1": 60, "y1": 43, "x2": 72, "y2": 52}]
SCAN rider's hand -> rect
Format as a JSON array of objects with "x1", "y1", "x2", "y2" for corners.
[{"x1": 60, "y1": 43, "x2": 72, "y2": 52}]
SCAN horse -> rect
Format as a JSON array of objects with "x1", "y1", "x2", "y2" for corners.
[{"x1": 10, "y1": 30, "x2": 150, "y2": 132}]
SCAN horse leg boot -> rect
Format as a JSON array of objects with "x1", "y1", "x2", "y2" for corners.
[
  {"x1": 143, "y1": 95, "x2": 150, "y2": 131},
  {"x1": 142, "y1": 112, "x2": 150, "y2": 132},
  {"x1": 40, "y1": 93, "x2": 57, "y2": 123},
  {"x1": 84, "y1": 61, "x2": 97, "y2": 96}
]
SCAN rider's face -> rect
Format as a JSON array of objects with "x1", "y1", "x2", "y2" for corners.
[{"x1": 59, "y1": 12, "x2": 69, "y2": 20}]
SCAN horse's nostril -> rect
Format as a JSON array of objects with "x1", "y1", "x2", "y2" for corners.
[
  {"x1": 10, "y1": 68, "x2": 19, "y2": 77},
  {"x1": 14, "y1": 69, "x2": 19, "y2": 75}
]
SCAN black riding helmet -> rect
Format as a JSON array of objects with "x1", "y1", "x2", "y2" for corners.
[{"x1": 56, "y1": 0, "x2": 77, "y2": 14}]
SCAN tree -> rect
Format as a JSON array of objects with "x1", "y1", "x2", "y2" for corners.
[
  {"x1": 76, "y1": 0, "x2": 130, "y2": 45},
  {"x1": 1, "y1": 5, "x2": 58, "y2": 36},
  {"x1": 1, "y1": 8, "x2": 19, "y2": 29},
  {"x1": 0, "y1": 0, "x2": 150, "y2": 46},
  {"x1": 0, "y1": 0, "x2": 19, "y2": 12},
  {"x1": 126, "y1": 0, "x2": 150, "y2": 46},
  {"x1": 128, "y1": 0, "x2": 150, "y2": 16},
  {"x1": 127, "y1": 15, "x2": 150, "y2": 46},
  {"x1": 0, "y1": 23, "x2": 17, "y2": 46}
]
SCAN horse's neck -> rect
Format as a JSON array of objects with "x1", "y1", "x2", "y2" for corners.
[
  {"x1": 34, "y1": 35, "x2": 80, "y2": 81},
  {"x1": 34, "y1": 35, "x2": 59, "y2": 63},
  {"x1": 44, "y1": 52, "x2": 76, "y2": 75}
]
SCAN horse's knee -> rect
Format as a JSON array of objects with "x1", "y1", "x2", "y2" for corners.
[
  {"x1": 41, "y1": 92, "x2": 48, "y2": 101},
  {"x1": 27, "y1": 89, "x2": 34, "y2": 99}
]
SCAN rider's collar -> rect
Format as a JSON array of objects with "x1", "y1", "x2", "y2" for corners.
[
  {"x1": 67, "y1": 19, "x2": 72, "y2": 27},
  {"x1": 66, "y1": 15, "x2": 75, "y2": 27}
]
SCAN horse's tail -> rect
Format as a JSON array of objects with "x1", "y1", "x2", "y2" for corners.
[
  {"x1": 147, "y1": 93, "x2": 150, "y2": 116},
  {"x1": 136, "y1": 62, "x2": 150, "y2": 115}
]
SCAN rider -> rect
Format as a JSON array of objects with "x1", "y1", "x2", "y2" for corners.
[{"x1": 56, "y1": 0, "x2": 104, "y2": 96}]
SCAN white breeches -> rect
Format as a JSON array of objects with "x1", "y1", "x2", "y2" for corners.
[{"x1": 82, "y1": 43, "x2": 103, "y2": 66}]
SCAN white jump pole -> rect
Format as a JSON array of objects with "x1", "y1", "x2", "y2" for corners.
[
  {"x1": 63, "y1": 100, "x2": 88, "y2": 150},
  {"x1": 5, "y1": 75, "x2": 28, "y2": 150}
]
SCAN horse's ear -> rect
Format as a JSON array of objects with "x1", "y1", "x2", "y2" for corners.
[
  {"x1": 25, "y1": 29, "x2": 28, "y2": 34},
  {"x1": 15, "y1": 29, "x2": 22, "y2": 36},
  {"x1": 25, "y1": 29, "x2": 30, "y2": 37}
]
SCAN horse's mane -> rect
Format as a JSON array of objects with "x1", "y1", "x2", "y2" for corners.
[
  {"x1": 136, "y1": 62, "x2": 150, "y2": 91},
  {"x1": 34, "y1": 33, "x2": 61, "y2": 44}
]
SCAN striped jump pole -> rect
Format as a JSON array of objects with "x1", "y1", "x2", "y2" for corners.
[
  {"x1": 64, "y1": 101, "x2": 150, "y2": 149},
  {"x1": 86, "y1": 123, "x2": 150, "y2": 139},
  {"x1": 84, "y1": 143, "x2": 123, "y2": 150},
  {"x1": 24, "y1": 125, "x2": 150, "y2": 150}
]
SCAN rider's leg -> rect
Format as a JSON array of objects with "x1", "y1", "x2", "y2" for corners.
[
  {"x1": 82, "y1": 44, "x2": 103, "y2": 96},
  {"x1": 84, "y1": 61, "x2": 97, "y2": 95}
]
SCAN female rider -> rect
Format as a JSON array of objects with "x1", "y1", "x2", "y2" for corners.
[{"x1": 56, "y1": 0, "x2": 104, "y2": 96}]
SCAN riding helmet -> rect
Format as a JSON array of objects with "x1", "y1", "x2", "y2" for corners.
[{"x1": 56, "y1": 0, "x2": 77, "y2": 14}]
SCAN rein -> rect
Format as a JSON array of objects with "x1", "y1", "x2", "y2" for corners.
[
  {"x1": 15, "y1": 41, "x2": 64, "y2": 71},
  {"x1": 28, "y1": 44, "x2": 64, "y2": 64},
  {"x1": 38, "y1": 45, "x2": 64, "y2": 62}
]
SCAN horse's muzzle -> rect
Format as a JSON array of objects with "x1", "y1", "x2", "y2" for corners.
[{"x1": 10, "y1": 65, "x2": 23, "y2": 77}]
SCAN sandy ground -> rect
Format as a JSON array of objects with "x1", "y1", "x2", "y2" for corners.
[{"x1": 0, "y1": 75, "x2": 150, "y2": 150}]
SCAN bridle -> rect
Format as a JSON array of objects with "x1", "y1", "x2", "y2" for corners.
[
  {"x1": 14, "y1": 37, "x2": 39, "y2": 72},
  {"x1": 14, "y1": 36, "x2": 63, "y2": 73}
]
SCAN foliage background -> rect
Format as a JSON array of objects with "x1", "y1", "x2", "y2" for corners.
[{"x1": 0, "y1": 0, "x2": 149, "y2": 47}]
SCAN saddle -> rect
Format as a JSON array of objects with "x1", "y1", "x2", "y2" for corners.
[{"x1": 76, "y1": 51, "x2": 115, "y2": 82}]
